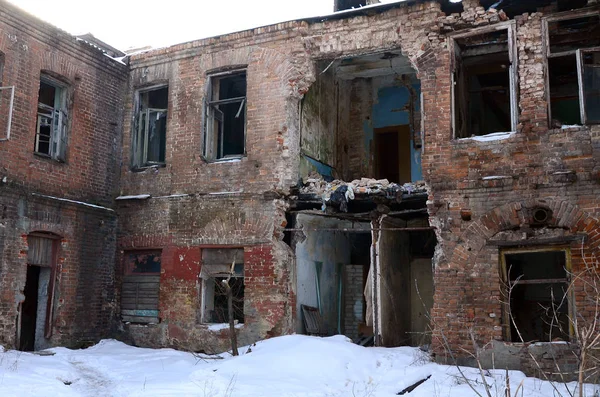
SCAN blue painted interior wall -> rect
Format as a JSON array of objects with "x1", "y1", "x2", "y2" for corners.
[{"x1": 364, "y1": 83, "x2": 423, "y2": 182}]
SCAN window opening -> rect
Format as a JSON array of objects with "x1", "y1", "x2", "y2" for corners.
[
  {"x1": 452, "y1": 26, "x2": 517, "y2": 138},
  {"x1": 200, "y1": 248, "x2": 245, "y2": 324},
  {"x1": 204, "y1": 71, "x2": 246, "y2": 160},
  {"x1": 501, "y1": 250, "x2": 571, "y2": 342},
  {"x1": 121, "y1": 250, "x2": 161, "y2": 324},
  {"x1": 35, "y1": 77, "x2": 69, "y2": 160},
  {"x1": 546, "y1": 13, "x2": 600, "y2": 126},
  {"x1": 132, "y1": 86, "x2": 168, "y2": 168}
]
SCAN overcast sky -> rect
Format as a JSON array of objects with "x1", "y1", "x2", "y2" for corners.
[{"x1": 6, "y1": 0, "x2": 398, "y2": 51}]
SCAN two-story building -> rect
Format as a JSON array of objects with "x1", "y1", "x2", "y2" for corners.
[
  {"x1": 1, "y1": 0, "x2": 599, "y2": 380},
  {"x1": 0, "y1": 1, "x2": 127, "y2": 350}
]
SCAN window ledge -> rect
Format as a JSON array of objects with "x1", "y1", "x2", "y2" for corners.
[
  {"x1": 205, "y1": 155, "x2": 245, "y2": 164},
  {"x1": 455, "y1": 131, "x2": 515, "y2": 143},
  {"x1": 33, "y1": 152, "x2": 65, "y2": 164},
  {"x1": 130, "y1": 163, "x2": 166, "y2": 173}
]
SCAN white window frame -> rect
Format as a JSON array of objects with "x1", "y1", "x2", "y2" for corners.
[
  {"x1": 35, "y1": 76, "x2": 69, "y2": 161},
  {"x1": 543, "y1": 11, "x2": 600, "y2": 126},
  {"x1": 449, "y1": 21, "x2": 518, "y2": 139},
  {"x1": 0, "y1": 85, "x2": 15, "y2": 141},
  {"x1": 132, "y1": 85, "x2": 168, "y2": 169},
  {"x1": 203, "y1": 69, "x2": 247, "y2": 161}
]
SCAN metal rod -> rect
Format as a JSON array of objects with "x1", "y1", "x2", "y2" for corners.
[{"x1": 282, "y1": 226, "x2": 435, "y2": 232}]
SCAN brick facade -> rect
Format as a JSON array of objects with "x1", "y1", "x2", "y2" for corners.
[
  {"x1": 1, "y1": 0, "x2": 599, "y2": 380},
  {"x1": 0, "y1": 0, "x2": 127, "y2": 348}
]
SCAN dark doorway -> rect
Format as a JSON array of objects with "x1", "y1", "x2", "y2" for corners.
[
  {"x1": 374, "y1": 125, "x2": 411, "y2": 184},
  {"x1": 20, "y1": 265, "x2": 40, "y2": 351}
]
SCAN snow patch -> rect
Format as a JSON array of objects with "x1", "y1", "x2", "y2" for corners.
[
  {"x1": 206, "y1": 323, "x2": 244, "y2": 331},
  {"x1": 32, "y1": 193, "x2": 114, "y2": 212},
  {"x1": 482, "y1": 175, "x2": 512, "y2": 180},
  {"x1": 459, "y1": 131, "x2": 515, "y2": 142},
  {"x1": 561, "y1": 124, "x2": 582, "y2": 129},
  {"x1": 115, "y1": 194, "x2": 151, "y2": 200}
]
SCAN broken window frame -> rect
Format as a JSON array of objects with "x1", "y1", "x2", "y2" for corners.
[
  {"x1": 131, "y1": 85, "x2": 168, "y2": 169},
  {"x1": 199, "y1": 248, "x2": 245, "y2": 324},
  {"x1": 0, "y1": 52, "x2": 15, "y2": 141},
  {"x1": 449, "y1": 22, "x2": 518, "y2": 139},
  {"x1": 202, "y1": 69, "x2": 247, "y2": 161},
  {"x1": 0, "y1": 86, "x2": 14, "y2": 141},
  {"x1": 499, "y1": 247, "x2": 574, "y2": 343},
  {"x1": 543, "y1": 11, "x2": 600, "y2": 126},
  {"x1": 35, "y1": 75, "x2": 69, "y2": 161}
]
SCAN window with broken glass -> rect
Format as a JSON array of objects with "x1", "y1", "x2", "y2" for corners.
[
  {"x1": 35, "y1": 76, "x2": 69, "y2": 160},
  {"x1": 203, "y1": 71, "x2": 246, "y2": 160},
  {"x1": 545, "y1": 12, "x2": 600, "y2": 126},
  {"x1": 132, "y1": 86, "x2": 168, "y2": 168},
  {"x1": 501, "y1": 249, "x2": 572, "y2": 343},
  {"x1": 200, "y1": 248, "x2": 245, "y2": 324},
  {"x1": 451, "y1": 24, "x2": 518, "y2": 138}
]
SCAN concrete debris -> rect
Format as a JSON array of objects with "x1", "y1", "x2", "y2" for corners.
[{"x1": 301, "y1": 173, "x2": 427, "y2": 200}]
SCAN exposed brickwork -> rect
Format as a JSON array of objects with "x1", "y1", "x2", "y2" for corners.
[
  {"x1": 0, "y1": 0, "x2": 126, "y2": 348},
  {"x1": 1, "y1": 0, "x2": 598, "y2": 380}
]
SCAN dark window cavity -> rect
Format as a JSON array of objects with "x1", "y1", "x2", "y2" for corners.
[
  {"x1": 452, "y1": 26, "x2": 517, "y2": 138},
  {"x1": 132, "y1": 86, "x2": 168, "y2": 168},
  {"x1": 204, "y1": 71, "x2": 246, "y2": 160},
  {"x1": 546, "y1": 13, "x2": 600, "y2": 126},
  {"x1": 502, "y1": 250, "x2": 570, "y2": 343}
]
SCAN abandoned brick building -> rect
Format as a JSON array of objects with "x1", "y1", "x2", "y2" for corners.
[{"x1": 1, "y1": 0, "x2": 600, "y2": 378}]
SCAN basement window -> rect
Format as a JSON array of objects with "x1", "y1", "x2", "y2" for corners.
[
  {"x1": 121, "y1": 250, "x2": 161, "y2": 324},
  {"x1": 35, "y1": 76, "x2": 69, "y2": 161},
  {"x1": 203, "y1": 71, "x2": 246, "y2": 161},
  {"x1": 501, "y1": 249, "x2": 571, "y2": 343},
  {"x1": 132, "y1": 86, "x2": 168, "y2": 168},
  {"x1": 452, "y1": 25, "x2": 517, "y2": 138},
  {"x1": 200, "y1": 248, "x2": 245, "y2": 324},
  {"x1": 546, "y1": 13, "x2": 600, "y2": 126}
]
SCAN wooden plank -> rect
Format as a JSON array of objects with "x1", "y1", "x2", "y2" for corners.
[
  {"x1": 301, "y1": 304, "x2": 327, "y2": 336},
  {"x1": 121, "y1": 303, "x2": 159, "y2": 310},
  {"x1": 123, "y1": 275, "x2": 160, "y2": 283}
]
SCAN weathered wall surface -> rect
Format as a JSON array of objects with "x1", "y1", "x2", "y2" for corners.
[
  {"x1": 0, "y1": 0, "x2": 126, "y2": 348},
  {"x1": 116, "y1": 195, "x2": 294, "y2": 352}
]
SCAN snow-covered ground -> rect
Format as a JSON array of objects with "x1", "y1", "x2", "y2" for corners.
[{"x1": 0, "y1": 335, "x2": 596, "y2": 397}]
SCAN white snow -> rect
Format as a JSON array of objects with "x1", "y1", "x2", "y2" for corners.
[
  {"x1": 115, "y1": 194, "x2": 151, "y2": 200},
  {"x1": 208, "y1": 190, "x2": 244, "y2": 195},
  {"x1": 482, "y1": 175, "x2": 512, "y2": 180},
  {"x1": 459, "y1": 131, "x2": 515, "y2": 142},
  {"x1": 561, "y1": 124, "x2": 582, "y2": 129},
  {"x1": 31, "y1": 193, "x2": 114, "y2": 212},
  {"x1": 206, "y1": 323, "x2": 244, "y2": 331},
  {"x1": 0, "y1": 335, "x2": 596, "y2": 397}
]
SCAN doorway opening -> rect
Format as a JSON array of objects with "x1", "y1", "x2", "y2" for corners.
[{"x1": 18, "y1": 233, "x2": 58, "y2": 351}]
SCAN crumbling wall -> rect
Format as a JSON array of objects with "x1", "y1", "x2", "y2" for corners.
[{"x1": 0, "y1": 0, "x2": 125, "y2": 349}]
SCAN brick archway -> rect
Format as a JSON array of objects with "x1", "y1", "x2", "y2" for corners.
[{"x1": 448, "y1": 198, "x2": 600, "y2": 270}]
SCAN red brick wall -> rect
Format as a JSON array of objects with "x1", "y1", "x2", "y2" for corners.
[{"x1": 0, "y1": 0, "x2": 125, "y2": 348}]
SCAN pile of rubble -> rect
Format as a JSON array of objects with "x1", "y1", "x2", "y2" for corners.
[{"x1": 299, "y1": 174, "x2": 427, "y2": 211}]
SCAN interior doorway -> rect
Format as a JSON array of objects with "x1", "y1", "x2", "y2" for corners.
[{"x1": 374, "y1": 125, "x2": 411, "y2": 184}]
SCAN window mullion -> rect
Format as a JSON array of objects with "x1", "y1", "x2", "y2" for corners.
[{"x1": 577, "y1": 49, "x2": 587, "y2": 124}]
